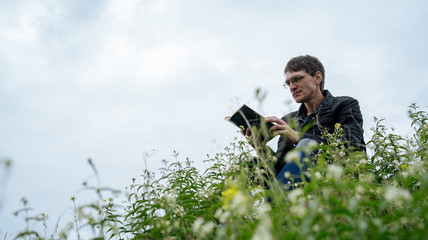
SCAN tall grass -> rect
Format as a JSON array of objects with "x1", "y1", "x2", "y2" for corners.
[{"x1": 5, "y1": 103, "x2": 428, "y2": 239}]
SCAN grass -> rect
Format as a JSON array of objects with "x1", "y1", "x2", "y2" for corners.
[{"x1": 2, "y1": 103, "x2": 428, "y2": 240}]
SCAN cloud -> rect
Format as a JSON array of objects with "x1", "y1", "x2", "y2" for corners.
[{"x1": 1, "y1": 0, "x2": 428, "y2": 236}]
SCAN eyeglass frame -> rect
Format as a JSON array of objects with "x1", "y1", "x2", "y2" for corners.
[{"x1": 283, "y1": 75, "x2": 305, "y2": 89}]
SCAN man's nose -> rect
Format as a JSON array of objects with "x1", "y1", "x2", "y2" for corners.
[{"x1": 289, "y1": 82, "x2": 297, "y2": 90}]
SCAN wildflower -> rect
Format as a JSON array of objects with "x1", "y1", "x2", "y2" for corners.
[
  {"x1": 290, "y1": 204, "x2": 307, "y2": 218},
  {"x1": 358, "y1": 159, "x2": 367, "y2": 166},
  {"x1": 222, "y1": 186, "x2": 249, "y2": 215},
  {"x1": 230, "y1": 192, "x2": 249, "y2": 215},
  {"x1": 173, "y1": 221, "x2": 180, "y2": 228},
  {"x1": 359, "y1": 173, "x2": 374, "y2": 183},
  {"x1": 200, "y1": 221, "x2": 215, "y2": 238},
  {"x1": 271, "y1": 156, "x2": 278, "y2": 163},
  {"x1": 384, "y1": 186, "x2": 412, "y2": 207},
  {"x1": 252, "y1": 187, "x2": 265, "y2": 196},
  {"x1": 287, "y1": 188, "x2": 304, "y2": 204},
  {"x1": 327, "y1": 165, "x2": 343, "y2": 180},
  {"x1": 254, "y1": 167, "x2": 265, "y2": 176},
  {"x1": 401, "y1": 217, "x2": 409, "y2": 225},
  {"x1": 256, "y1": 203, "x2": 271, "y2": 217},
  {"x1": 312, "y1": 224, "x2": 320, "y2": 232},
  {"x1": 335, "y1": 123, "x2": 342, "y2": 130},
  {"x1": 355, "y1": 185, "x2": 365, "y2": 195},
  {"x1": 214, "y1": 208, "x2": 222, "y2": 219},
  {"x1": 314, "y1": 171, "x2": 322, "y2": 180},
  {"x1": 173, "y1": 206, "x2": 184, "y2": 216},
  {"x1": 322, "y1": 187, "x2": 333, "y2": 198},
  {"x1": 193, "y1": 217, "x2": 215, "y2": 238},
  {"x1": 214, "y1": 208, "x2": 231, "y2": 224},
  {"x1": 192, "y1": 218, "x2": 204, "y2": 233},
  {"x1": 165, "y1": 195, "x2": 176, "y2": 206},
  {"x1": 251, "y1": 215, "x2": 273, "y2": 240},
  {"x1": 161, "y1": 220, "x2": 172, "y2": 234},
  {"x1": 221, "y1": 186, "x2": 239, "y2": 209},
  {"x1": 401, "y1": 162, "x2": 422, "y2": 178},
  {"x1": 229, "y1": 164, "x2": 240, "y2": 171},
  {"x1": 285, "y1": 151, "x2": 300, "y2": 163}
]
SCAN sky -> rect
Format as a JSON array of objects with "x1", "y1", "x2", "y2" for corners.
[{"x1": 1, "y1": 0, "x2": 428, "y2": 236}]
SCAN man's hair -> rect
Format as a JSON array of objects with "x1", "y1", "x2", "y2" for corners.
[{"x1": 284, "y1": 55, "x2": 325, "y2": 91}]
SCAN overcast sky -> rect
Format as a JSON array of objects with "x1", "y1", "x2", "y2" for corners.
[{"x1": 1, "y1": 0, "x2": 428, "y2": 236}]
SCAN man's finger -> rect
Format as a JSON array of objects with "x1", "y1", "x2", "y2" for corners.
[
  {"x1": 245, "y1": 127, "x2": 252, "y2": 136},
  {"x1": 265, "y1": 116, "x2": 286, "y2": 125}
]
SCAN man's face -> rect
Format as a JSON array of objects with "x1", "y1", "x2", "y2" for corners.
[{"x1": 285, "y1": 70, "x2": 321, "y2": 103}]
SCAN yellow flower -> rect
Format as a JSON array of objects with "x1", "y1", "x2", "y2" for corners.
[
  {"x1": 335, "y1": 123, "x2": 342, "y2": 130},
  {"x1": 221, "y1": 186, "x2": 239, "y2": 209}
]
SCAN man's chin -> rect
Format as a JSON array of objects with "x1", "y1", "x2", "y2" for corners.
[{"x1": 294, "y1": 97, "x2": 303, "y2": 103}]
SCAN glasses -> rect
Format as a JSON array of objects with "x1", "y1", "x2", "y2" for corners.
[{"x1": 283, "y1": 75, "x2": 304, "y2": 89}]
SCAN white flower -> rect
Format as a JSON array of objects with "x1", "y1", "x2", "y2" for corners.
[
  {"x1": 355, "y1": 185, "x2": 365, "y2": 200},
  {"x1": 192, "y1": 218, "x2": 204, "y2": 233},
  {"x1": 173, "y1": 206, "x2": 184, "y2": 216},
  {"x1": 359, "y1": 173, "x2": 374, "y2": 183},
  {"x1": 200, "y1": 221, "x2": 215, "y2": 237},
  {"x1": 256, "y1": 203, "x2": 271, "y2": 217},
  {"x1": 252, "y1": 187, "x2": 265, "y2": 196},
  {"x1": 251, "y1": 215, "x2": 273, "y2": 240},
  {"x1": 254, "y1": 167, "x2": 265, "y2": 176},
  {"x1": 287, "y1": 188, "x2": 304, "y2": 204},
  {"x1": 271, "y1": 156, "x2": 278, "y2": 163},
  {"x1": 219, "y1": 210, "x2": 230, "y2": 223},
  {"x1": 285, "y1": 151, "x2": 300, "y2": 163},
  {"x1": 322, "y1": 187, "x2": 333, "y2": 198},
  {"x1": 214, "y1": 208, "x2": 223, "y2": 219},
  {"x1": 160, "y1": 220, "x2": 172, "y2": 234},
  {"x1": 384, "y1": 186, "x2": 412, "y2": 207},
  {"x1": 193, "y1": 218, "x2": 216, "y2": 238},
  {"x1": 214, "y1": 208, "x2": 231, "y2": 224},
  {"x1": 401, "y1": 162, "x2": 423, "y2": 178},
  {"x1": 359, "y1": 159, "x2": 368, "y2": 165},
  {"x1": 290, "y1": 204, "x2": 307, "y2": 218},
  {"x1": 173, "y1": 221, "x2": 180, "y2": 228},
  {"x1": 229, "y1": 164, "x2": 240, "y2": 171},
  {"x1": 230, "y1": 192, "x2": 249, "y2": 215},
  {"x1": 327, "y1": 165, "x2": 343, "y2": 180},
  {"x1": 164, "y1": 195, "x2": 176, "y2": 206},
  {"x1": 312, "y1": 224, "x2": 320, "y2": 232},
  {"x1": 314, "y1": 171, "x2": 322, "y2": 180}
]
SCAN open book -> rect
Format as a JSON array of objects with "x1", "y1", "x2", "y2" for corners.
[{"x1": 225, "y1": 104, "x2": 274, "y2": 130}]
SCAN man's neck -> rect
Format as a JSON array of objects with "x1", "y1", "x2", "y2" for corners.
[{"x1": 304, "y1": 90, "x2": 325, "y2": 115}]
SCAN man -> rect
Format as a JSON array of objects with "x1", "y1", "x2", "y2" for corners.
[{"x1": 245, "y1": 55, "x2": 365, "y2": 187}]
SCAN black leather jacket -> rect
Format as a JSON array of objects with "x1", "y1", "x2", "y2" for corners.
[{"x1": 275, "y1": 90, "x2": 365, "y2": 173}]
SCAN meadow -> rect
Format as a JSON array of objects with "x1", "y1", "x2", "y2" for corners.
[{"x1": 3, "y1": 103, "x2": 428, "y2": 240}]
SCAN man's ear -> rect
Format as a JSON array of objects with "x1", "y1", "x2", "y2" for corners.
[{"x1": 314, "y1": 71, "x2": 322, "y2": 85}]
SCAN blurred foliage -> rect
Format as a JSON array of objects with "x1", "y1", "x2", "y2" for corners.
[{"x1": 5, "y1": 104, "x2": 428, "y2": 240}]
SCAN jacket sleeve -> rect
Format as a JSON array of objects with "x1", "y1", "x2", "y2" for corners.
[{"x1": 336, "y1": 98, "x2": 366, "y2": 150}]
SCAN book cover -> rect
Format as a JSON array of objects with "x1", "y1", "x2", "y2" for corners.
[{"x1": 225, "y1": 104, "x2": 273, "y2": 130}]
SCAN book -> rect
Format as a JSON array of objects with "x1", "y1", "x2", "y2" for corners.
[{"x1": 225, "y1": 104, "x2": 274, "y2": 130}]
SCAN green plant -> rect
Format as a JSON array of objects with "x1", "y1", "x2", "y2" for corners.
[{"x1": 7, "y1": 104, "x2": 428, "y2": 239}]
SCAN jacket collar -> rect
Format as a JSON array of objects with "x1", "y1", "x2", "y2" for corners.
[{"x1": 296, "y1": 90, "x2": 333, "y2": 118}]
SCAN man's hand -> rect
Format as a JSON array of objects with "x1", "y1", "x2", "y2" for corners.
[{"x1": 265, "y1": 116, "x2": 300, "y2": 145}]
